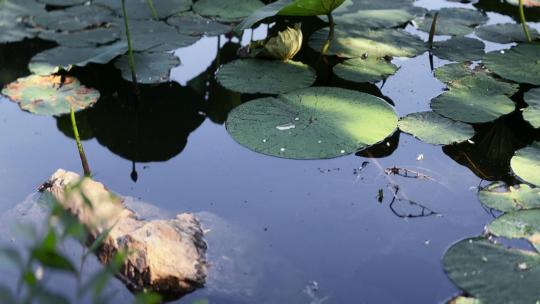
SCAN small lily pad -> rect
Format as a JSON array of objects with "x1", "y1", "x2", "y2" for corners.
[
  {"x1": 475, "y1": 23, "x2": 539, "y2": 44},
  {"x1": 524, "y1": 88, "x2": 540, "y2": 129},
  {"x1": 226, "y1": 87, "x2": 398, "y2": 159},
  {"x1": 488, "y1": 209, "x2": 540, "y2": 252},
  {"x1": 434, "y1": 62, "x2": 473, "y2": 83},
  {"x1": 443, "y1": 238, "x2": 540, "y2": 304},
  {"x1": 28, "y1": 41, "x2": 128, "y2": 75},
  {"x1": 511, "y1": 142, "x2": 540, "y2": 187},
  {"x1": 216, "y1": 59, "x2": 316, "y2": 95},
  {"x1": 94, "y1": 0, "x2": 192, "y2": 20},
  {"x1": 115, "y1": 52, "x2": 180, "y2": 84},
  {"x1": 333, "y1": 57, "x2": 398, "y2": 83},
  {"x1": 432, "y1": 37, "x2": 485, "y2": 62},
  {"x1": 398, "y1": 111, "x2": 474, "y2": 145},
  {"x1": 32, "y1": 5, "x2": 115, "y2": 32},
  {"x1": 479, "y1": 182, "x2": 540, "y2": 212},
  {"x1": 166, "y1": 12, "x2": 231, "y2": 37},
  {"x1": 193, "y1": 0, "x2": 264, "y2": 23},
  {"x1": 483, "y1": 43, "x2": 540, "y2": 86},
  {"x1": 415, "y1": 8, "x2": 488, "y2": 36},
  {"x1": 38, "y1": 26, "x2": 122, "y2": 48},
  {"x1": 430, "y1": 74, "x2": 517, "y2": 123},
  {"x1": 1, "y1": 75, "x2": 99, "y2": 116}
]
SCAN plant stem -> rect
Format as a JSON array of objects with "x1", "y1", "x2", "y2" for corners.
[
  {"x1": 428, "y1": 12, "x2": 439, "y2": 49},
  {"x1": 519, "y1": 0, "x2": 532, "y2": 43},
  {"x1": 121, "y1": 0, "x2": 141, "y2": 97},
  {"x1": 70, "y1": 107, "x2": 91, "y2": 177},
  {"x1": 146, "y1": 0, "x2": 159, "y2": 20},
  {"x1": 321, "y1": 12, "x2": 335, "y2": 55}
]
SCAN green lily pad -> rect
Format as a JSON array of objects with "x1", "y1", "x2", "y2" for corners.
[
  {"x1": 278, "y1": 0, "x2": 345, "y2": 16},
  {"x1": 524, "y1": 88, "x2": 540, "y2": 129},
  {"x1": 0, "y1": 24, "x2": 36, "y2": 43},
  {"x1": 334, "y1": 0, "x2": 414, "y2": 13},
  {"x1": 38, "y1": 26, "x2": 122, "y2": 48},
  {"x1": 488, "y1": 209, "x2": 540, "y2": 252},
  {"x1": 434, "y1": 62, "x2": 473, "y2": 83},
  {"x1": 511, "y1": 142, "x2": 540, "y2": 187},
  {"x1": 193, "y1": 0, "x2": 264, "y2": 23},
  {"x1": 479, "y1": 182, "x2": 540, "y2": 212},
  {"x1": 333, "y1": 57, "x2": 398, "y2": 83},
  {"x1": 334, "y1": 7, "x2": 418, "y2": 29},
  {"x1": 28, "y1": 41, "x2": 128, "y2": 75},
  {"x1": 32, "y1": 5, "x2": 115, "y2": 32},
  {"x1": 37, "y1": 0, "x2": 86, "y2": 6},
  {"x1": 475, "y1": 23, "x2": 539, "y2": 44},
  {"x1": 309, "y1": 27, "x2": 427, "y2": 58},
  {"x1": 430, "y1": 74, "x2": 518, "y2": 123},
  {"x1": 234, "y1": 0, "x2": 293, "y2": 32},
  {"x1": 1, "y1": 75, "x2": 99, "y2": 116},
  {"x1": 443, "y1": 238, "x2": 540, "y2": 304},
  {"x1": 398, "y1": 111, "x2": 474, "y2": 145},
  {"x1": 225, "y1": 87, "x2": 398, "y2": 159},
  {"x1": 483, "y1": 43, "x2": 540, "y2": 86},
  {"x1": 120, "y1": 19, "x2": 199, "y2": 52},
  {"x1": 94, "y1": 0, "x2": 192, "y2": 20},
  {"x1": 432, "y1": 37, "x2": 485, "y2": 62},
  {"x1": 415, "y1": 8, "x2": 488, "y2": 36},
  {"x1": 216, "y1": 59, "x2": 316, "y2": 95},
  {"x1": 115, "y1": 52, "x2": 180, "y2": 84},
  {"x1": 166, "y1": 12, "x2": 231, "y2": 37}
]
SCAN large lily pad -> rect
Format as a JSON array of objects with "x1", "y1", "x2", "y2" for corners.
[
  {"x1": 28, "y1": 41, "x2": 128, "y2": 75},
  {"x1": 483, "y1": 43, "x2": 540, "y2": 86},
  {"x1": 32, "y1": 5, "x2": 115, "y2": 32},
  {"x1": 524, "y1": 88, "x2": 540, "y2": 129},
  {"x1": 166, "y1": 12, "x2": 231, "y2": 37},
  {"x1": 475, "y1": 23, "x2": 539, "y2": 44},
  {"x1": 120, "y1": 19, "x2": 199, "y2": 52},
  {"x1": 115, "y1": 52, "x2": 180, "y2": 84},
  {"x1": 193, "y1": 0, "x2": 264, "y2": 23},
  {"x1": 479, "y1": 182, "x2": 540, "y2": 212},
  {"x1": 225, "y1": 87, "x2": 398, "y2": 159},
  {"x1": 216, "y1": 59, "x2": 316, "y2": 95},
  {"x1": 1, "y1": 75, "x2": 99, "y2": 116},
  {"x1": 488, "y1": 209, "x2": 540, "y2": 252},
  {"x1": 398, "y1": 111, "x2": 474, "y2": 145},
  {"x1": 432, "y1": 37, "x2": 485, "y2": 62},
  {"x1": 511, "y1": 142, "x2": 540, "y2": 187},
  {"x1": 94, "y1": 0, "x2": 192, "y2": 20},
  {"x1": 309, "y1": 27, "x2": 427, "y2": 58},
  {"x1": 333, "y1": 57, "x2": 398, "y2": 83},
  {"x1": 430, "y1": 74, "x2": 518, "y2": 123},
  {"x1": 415, "y1": 8, "x2": 488, "y2": 36},
  {"x1": 443, "y1": 238, "x2": 540, "y2": 304}
]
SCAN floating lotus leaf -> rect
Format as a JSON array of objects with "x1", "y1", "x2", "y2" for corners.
[
  {"x1": 443, "y1": 238, "x2": 540, "y2": 304},
  {"x1": 488, "y1": 209, "x2": 540, "y2": 252},
  {"x1": 334, "y1": 8, "x2": 418, "y2": 29},
  {"x1": 434, "y1": 62, "x2": 473, "y2": 83},
  {"x1": 216, "y1": 59, "x2": 316, "y2": 95},
  {"x1": 309, "y1": 27, "x2": 427, "y2": 58},
  {"x1": 505, "y1": 0, "x2": 540, "y2": 7},
  {"x1": 38, "y1": 27, "x2": 121, "y2": 48},
  {"x1": 475, "y1": 23, "x2": 539, "y2": 44},
  {"x1": 94, "y1": 0, "x2": 191, "y2": 20},
  {"x1": 278, "y1": 0, "x2": 346, "y2": 16},
  {"x1": 0, "y1": 0, "x2": 46, "y2": 43},
  {"x1": 334, "y1": 0, "x2": 415, "y2": 13},
  {"x1": 415, "y1": 8, "x2": 488, "y2": 36},
  {"x1": 479, "y1": 182, "x2": 540, "y2": 212},
  {"x1": 0, "y1": 25, "x2": 36, "y2": 44},
  {"x1": 511, "y1": 142, "x2": 540, "y2": 187},
  {"x1": 432, "y1": 37, "x2": 485, "y2": 62},
  {"x1": 193, "y1": 0, "x2": 264, "y2": 23},
  {"x1": 234, "y1": 0, "x2": 293, "y2": 32},
  {"x1": 333, "y1": 57, "x2": 398, "y2": 83},
  {"x1": 166, "y1": 12, "x2": 231, "y2": 37},
  {"x1": 524, "y1": 88, "x2": 540, "y2": 129},
  {"x1": 430, "y1": 74, "x2": 518, "y2": 123},
  {"x1": 115, "y1": 52, "x2": 180, "y2": 84},
  {"x1": 37, "y1": 0, "x2": 86, "y2": 6},
  {"x1": 225, "y1": 87, "x2": 398, "y2": 159},
  {"x1": 28, "y1": 41, "x2": 128, "y2": 75},
  {"x1": 120, "y1": 19, "x2": 199, "y2": 52},
  {"x1": 483, "y1": 43, "x2": 540, "y2": 86},
  {"x1": 398, "y1": 111, "x2": 474, "y2": 145},
  {"x1": 32, "y1": 5, "x2": 115, "y2": 32},
  {"x1": 1, "y1": 75, "x2": 99, "y2": 116}
]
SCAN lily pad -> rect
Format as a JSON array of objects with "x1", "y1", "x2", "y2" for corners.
[
  {"x1": 0, "y1": 24, "x2": 36, "y2": 44},
  {"x1": 37, "y1": 0, "x2": 86, "y2": 6},
  {"x1": 432, "y1": 37, "x2": 485, "y2": 62},
  {"x1": 483, "y1": 43, "x2": 540, "y2": 86},
  {"x1": 488, "y1": 209, "x2": 540, "y2": 252},
  {"x1": 434, "y1": 62, "x2": 473, "y2": 83},
  {"x1": 28, "y1": 41, "x2": 128, "y2": 75},
  {"x1": 415, "y1": 8, "x2": 488, "y2": 36},
  {"x1": 166, "y1": 12, "x2": 231, "y2": 37},
  {"x1": 398, "y1": 111, "x2": 474, "y2": 145},
  {"x1": 511, "y1": 142, "x2": 540, "y2": 187},
  {"x1": 334, "y1": 7, "x2": 419, "y2": 29},
  {"x1": 225, "y1": 87, "x2": 398, "y2": 159},
  {"x1": 333, "y1": 57, "x2": 398, "y2": 83},
  {"x1": 524, "y1": 88, "x2": 540, "y2": 129},
  {"x1": 309, "y1": 27, "x2": 427, "y2": 58},
  {"x1": 120, "y1": 19, "x2": 199, "y2": 52},
  {"x1": 278, "y1": 0, "x2": 346, "y2": 16},
  {"x1": 479, "y1": 182, "x2": 540, "y2": 212},
  {"x1": 94, "y1": 0, "x2": 192, "y2": 20},
  {"x1": 334, "y1": 0, "x2": 414, "y2": 13},
  {"x1": 216, "y1": 59, "x2": 316, "y2": 95},
  {"x1": 193, "y1": 0, "x2": 264, "y2": 23},
  {"x1": 32, "y1": 5, "x2": 115, "y2": 32},
  {"x1": 475, "y1": 23, "x2": 539, "y2": 44},
  {"x1": 443, "y1": 238, "x2": 540, "y2": 304},
  {"x1": 430, "y1": 74, "x2": 518, "y2": 123},
  {"x1": 115, "y1": 52, "x2": 180, "y2": 84},
  {"x1": 1, "y1": 75, "x2": 99, "y2": 116},
  {"x1": 38, "y1": 26, "x2": 122, "y2": 48}
]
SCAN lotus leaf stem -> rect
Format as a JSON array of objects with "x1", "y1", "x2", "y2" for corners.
[
  {"x1": 121, "y1": 0, "x2": 141, "y2": 97},
  {"x1": 321, "y1": 12, "x2": 335, "y2": 55},
  {"x1": 146, "y1": 0, "x2": 159, "y2": 20},
  {"x1": 70, "y1": 107, "x2": 91, "y2": 176},
  {"x1": 519, "y1": 0, "x2": 532, "y2": 43}
]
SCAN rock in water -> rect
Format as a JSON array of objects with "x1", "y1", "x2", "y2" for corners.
[{"x1": 40, "y1": 169, "x2": 207, "y2": 300}]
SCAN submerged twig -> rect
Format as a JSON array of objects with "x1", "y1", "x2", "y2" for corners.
[
  {"x1": 70, "y1": 108, "x2": 91, "y2": 176},
  {"x1": 518, "y1": 0, "x2": 532, "y2": 43},
  {"x1": 384, "y1": 166, "x2": 434, "y2": 181},
  {"x1": 387, "y1": 184, "x2": 439, "y2": 218}
]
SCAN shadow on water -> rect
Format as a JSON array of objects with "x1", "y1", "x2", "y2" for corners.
[{"x1": 475, "y1": 0, "x2": 540, "y2": 22}]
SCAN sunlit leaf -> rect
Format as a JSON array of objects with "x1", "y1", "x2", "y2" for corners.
[
  {"x1": 478, "y1": 182, "x2": 540, "y2": 212},
  {"x1": 511, "y1": 142, "x2": 540, "y2": 187},
  {"x1": 333, "y1": 56, "x2": 398, "y2": 83},
  {"x1": 483, "y1": 42, "x2": 540, "y2": 86},
  {"x1": 398, "y1": 111, "x2": 474, "y2": 145}
]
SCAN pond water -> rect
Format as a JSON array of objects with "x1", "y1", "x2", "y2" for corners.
[{"x1": 0, "y1": 0, "x2": 539, "y2": 303}]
